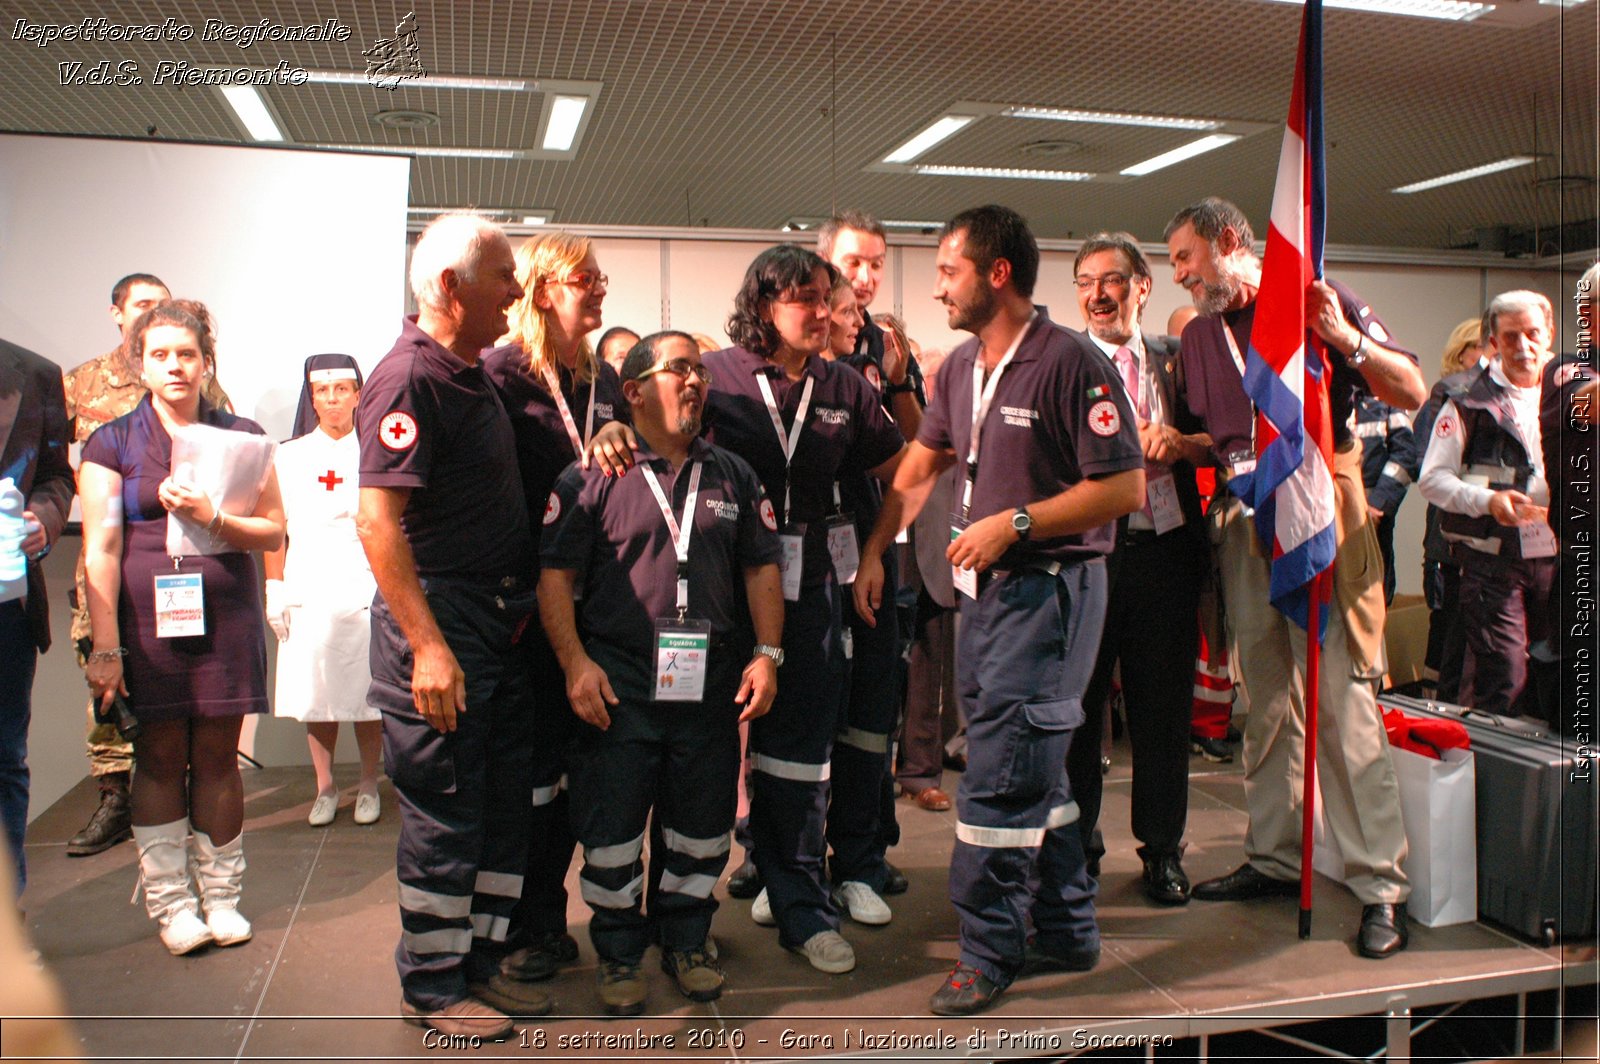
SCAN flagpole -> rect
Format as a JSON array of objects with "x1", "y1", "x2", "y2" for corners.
[{"x1": 1299, "y1": 568, "x2": 1324, "y2": 939}]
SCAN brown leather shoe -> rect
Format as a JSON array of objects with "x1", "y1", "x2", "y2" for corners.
[
  {"x1": 913, "y1": 787, "x2": 952, "y2": 812},
  {"x1": 400, "y1": 997, "x2": 513, "y2": 1039}
]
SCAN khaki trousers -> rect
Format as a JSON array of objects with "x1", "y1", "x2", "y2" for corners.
[{"x1": 1211, "y1": 447, "x2": 1408, "y2": 904}]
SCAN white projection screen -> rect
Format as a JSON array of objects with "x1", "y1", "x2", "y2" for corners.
[{"x1": 0, "y1": 133, "x2": 410, "y2": 441}]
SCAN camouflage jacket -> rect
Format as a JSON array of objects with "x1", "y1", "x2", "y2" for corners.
[{"x1": 63, "y1": 346, "x2": 233, "y2": 444}]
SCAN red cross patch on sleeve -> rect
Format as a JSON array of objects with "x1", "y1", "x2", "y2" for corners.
[
  {"x1": 759, "y1": 498, "x2": 778, "y2": 531},
  {"x1": 543, "y1": 493, "x2": 562, "y2": 525},
  {"x1": 1088, "y1": 399, "x2": 1121, "y2": 437},
  {"x1": 378, "y1": 411, "x2": 419, "y2": 451}
]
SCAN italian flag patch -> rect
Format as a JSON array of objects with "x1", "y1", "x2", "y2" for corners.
[{"x1": 1087, "y1": 384, "x2": 1110, "y2": 399}]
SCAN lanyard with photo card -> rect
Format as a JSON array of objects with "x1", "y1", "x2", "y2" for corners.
[
  {"x1": 825, "y1": 481, "x2": 859, "y2": 585},
  {"x1": 652, "y1": 617, "x2": 711, "y2": 702},
  {"x1": 1146, "y1": 469, "x2": 1185, "y2": 535},
  {"x1": 541, "y1": 365, "x2": 598, "y2": 456},
  {"x1": 755, "y1": 372, "x2": 816, "y2": 603},
  {"x1": 949, "y1": 515, "x2": 978, "y2": 600},
  {"x1": 154, "y1": 558, "x2": 205, "y2": 638},
  {"x1": 641, "y1": 459, "x2": 711, "y2": 701},
  {"x1": 1518, "y1": 520, "x2": 1558, "y2": 560}
]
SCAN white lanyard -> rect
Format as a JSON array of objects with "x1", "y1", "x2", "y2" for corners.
[
  {"x1": 641, "y1": 459, "x2": 703, "y2": 616},
  {"x1": 962, "y1": 310, "x2": 1038, "y2": 515},
  {"x1": 542, "y1": 365, "x2": 597, "y2": 456},
  {"x1": 755, "y1": 371, "x2": 815, "y2": 524}
]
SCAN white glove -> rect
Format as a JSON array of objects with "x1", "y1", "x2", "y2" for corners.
[{"x1": 265, "y1": 578, "x2": 290, "y2": 642}]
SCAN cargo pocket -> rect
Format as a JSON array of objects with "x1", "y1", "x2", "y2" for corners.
[
  {"x1": 1001, "y1": 697, "x2": 1082, "y2": 800},
  {"x1": 381, "y1": 709, "x2": 458, "y2": 795}
]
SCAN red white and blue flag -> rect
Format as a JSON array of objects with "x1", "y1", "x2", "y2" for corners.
[{"x1": 1231, "y1": 0, "x2": 1336, "y2": 634}]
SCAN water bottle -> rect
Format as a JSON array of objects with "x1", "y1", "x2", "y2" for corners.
[{"x1": 0, "y1": 477, "x2": 26, "y2": 585}]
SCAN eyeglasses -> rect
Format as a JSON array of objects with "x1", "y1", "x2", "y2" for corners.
[
  {"x1": 774, "y1": 291, "x2": 831, "y2": 310},
  {"x1": 635, "y1": 359, "x2": 712, "y2": 385},
  {"x1": 1074, "y1": 272, "x2": 1132, "y2": 292},
  {"x1": 544, "y1": 271, "x2": 609, "y2": 291}
]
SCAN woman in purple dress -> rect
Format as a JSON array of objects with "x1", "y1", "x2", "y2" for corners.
[{"x1": 79, "y1": 301, "x2": 284, "y2": 956}]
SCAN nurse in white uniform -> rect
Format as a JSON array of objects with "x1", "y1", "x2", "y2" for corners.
[{"x1": 264, "y1": 354, "x2": 382, "y2": 826}]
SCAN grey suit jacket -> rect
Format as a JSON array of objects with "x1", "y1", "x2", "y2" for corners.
[{"x1": 0, "y1": 338, "x2": 74, "y2": 651}]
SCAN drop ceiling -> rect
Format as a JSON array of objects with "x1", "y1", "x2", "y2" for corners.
[{"x1": 2, "y1": 0, "x2": 1595, "y2": 253}]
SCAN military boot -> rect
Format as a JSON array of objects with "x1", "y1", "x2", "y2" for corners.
[{"x1": 68, "y1": 771, "x2": 132, "y2": 856}]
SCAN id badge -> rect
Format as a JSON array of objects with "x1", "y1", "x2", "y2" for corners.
[
  {"x1": 826, "y1": 512, "x2": 860, "y2": 585},
  {"x1": 950, "y1": 517, "x2": 978, "y2": 600},
  {"x1": 1147, "y1": 470, "x2": 1185, "y2": 535},
  {"x1": 154, "y1": 571, "x2": 205, "y2": 638},
  {"x1": 1519, "y1": 520, "x2": 1558, "y2": 560},
  {"x1": 652, "y1": 618, "x2": 711, "y2": 702},
  {"x1": 778, "y1": 525, "x2": 805, "y2": 602}
]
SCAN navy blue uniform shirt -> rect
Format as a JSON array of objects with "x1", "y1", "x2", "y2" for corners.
[
  {"x1": 1178, "y1": 279, "x2": 1416, "y2": 465},
  {"x1": 541, "y1": 437, "x2": 782, "y2": 654},
  {"x1": 701, "y1": 346, "x2": 903, "y2": 588},
  {"x1": 358, "y1": 317, "x2": 532, "y2": 581},
  {"x1": 917, "y1": 312, "x2": 1142, "y2": 564},
  {"x1": 481, "y1": 344, "x2": 628, "y2": 570}
]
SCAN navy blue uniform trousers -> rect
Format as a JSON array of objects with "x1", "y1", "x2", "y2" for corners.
[
  {"x1": 952, "y1": 559, "x2": 1106, "y2": 986},
  {"x1": 570, "y1": 647, "x2": 742, "y2": 962},
  {"x1": 508, "y1": 623, "x2": 578, "y2": 947},
  {"x1": 370, "y1": 581, "x2": 535, "y2": 1009},
  {"x1": 749, "y1": 578, "x2": 848, "y2": 947}
]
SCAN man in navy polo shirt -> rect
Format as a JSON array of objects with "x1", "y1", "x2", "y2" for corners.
[
  {"x1": 356, "y1": 213, "x2": 547, "y2": 1037},
  {"x1": 1164, "y1": 196, "x2": 1424, "y2": 959},
  {"x1": 855, "y1": 205, "x2": 1144, "y2": 1015},
  {"x1": 540, "y1": 331, "x2": 783, "y2": 1015}
]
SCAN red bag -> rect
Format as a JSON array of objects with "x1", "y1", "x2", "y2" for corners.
[{"x1": 1383, "y1": 708, "x2": 1470, "y2": 760}]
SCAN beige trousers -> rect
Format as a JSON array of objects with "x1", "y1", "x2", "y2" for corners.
[{"x1": 1211, "y1": 449, "x2": 1409, "y2": 904}]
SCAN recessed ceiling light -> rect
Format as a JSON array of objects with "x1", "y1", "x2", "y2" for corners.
[
  {"x1": 298, "y1": 70, "x2": 531, "y2": 91},
  {"x1": 372, "y1": 109, "x2": 439, "y2": 129},
  {"x1": 883, "y1": 116, "x2": 976, "y2": 164},
  {"x1": 1260, "y1": 0, "x2": 1494, "y2": 20},
  {"x1": 543, "y1": 95, "x2": 590, "y2": 152},
  {"x1": 217, "y1": 85, "x2": 285, "y2": 142},
  {"x1": 324, "y1": 144, "x2": 521, "y2": 159},
  {"x1": 1120, "y1": 134, "x2": 1242, "y2": 177},
  {"x1": 1392, "y1": 155, "x2": 1537, "y2": 193},
  {"x1": 912, "y1": 165, "x2": 1094, "y2": 181},
  {"x1": 521, "y1": 214, "x2": 551, "y2": 225},
  {"x1": 1003, "y1": 106, "x2": 1224, "y2": 131}
]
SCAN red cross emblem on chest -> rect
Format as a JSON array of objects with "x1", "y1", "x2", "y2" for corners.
[{"x1": 318, "y1": 470, "x2": 343, "y2": 491}]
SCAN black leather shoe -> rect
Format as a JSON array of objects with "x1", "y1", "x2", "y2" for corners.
[
  {"x1": 726, "y1": 857, "x2": 762, "y2": 899},
  {"x1": 882, "y1": 861, "x2": 909, "y2": 896},
  {"x1": 1191, "y1": 862, "x2": 1298, "y2": 901},
  {"x1": 928, "y1": 962, "x2": 1005, "y2": 1016},
  {"x1": 1019, "y1": 940, "x2": 1100, "y2": 975},
  {"x1": 1141, "y1": 853, "x2": 1191, "y2": 906},
  {"x1": 499, "y1": 931, "x2": 580, "y2": 982},
  {"x1": 1357, "y1": 902, "x2": 1409, "y2": 958}
]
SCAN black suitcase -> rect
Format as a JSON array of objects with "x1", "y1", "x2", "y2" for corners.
[{"x1": 1378, "y1": 693, "x2": 1597, "y2": 944}]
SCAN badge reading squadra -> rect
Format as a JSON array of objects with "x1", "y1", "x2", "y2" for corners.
[
  {"x1": 377, "y1": 411, "x2": 419, "y2": 451},
  {"x1": 543, "y1": 493, "x2": 562, "y2": 525},
  {"x1": 759, "y1": 498, "x2": 778, "y2": 532},
  {"x1": 1088, "y1": 399, "x2": 1121, "y2": 437}
]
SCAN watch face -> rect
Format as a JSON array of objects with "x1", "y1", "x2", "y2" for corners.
[{"x1": 1013, "y1": 511, "x2": 1030, "y2": 531}]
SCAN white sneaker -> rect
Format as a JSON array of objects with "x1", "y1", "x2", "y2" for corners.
[
  {"x1": 307, "y1": 794, "x2": 337, "y2": 827},
  {"x1": 158, "y1": 906, "x2": 215, "y2": 956},
  {"x1": 751, "y1": 888, "x2": 776, "y2": 926},
  {"x1": 790, "y1": 930, "x2": 855, "y2": 974},
  {"x1": 831, "y1": 881, "x2": 892, "y2": 926},
  {"x1": 353, "y1": 790, "x2": 381, "y2": 825}
]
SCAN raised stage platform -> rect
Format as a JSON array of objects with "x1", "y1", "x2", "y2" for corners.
[{"x1": 14, "y1": 743, "x2": 1597, "y2": 1063}]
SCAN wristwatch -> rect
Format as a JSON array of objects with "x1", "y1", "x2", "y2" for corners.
[
  {"x1": 754, "y1": 644, "x2": 785, "y2": 667},
  {"x1": 1011, "y1": 507, "x2": 1033, "y2": 541},
  {"x1": 1346, "y1": 332, "x2": 1369, "y2": 367}
]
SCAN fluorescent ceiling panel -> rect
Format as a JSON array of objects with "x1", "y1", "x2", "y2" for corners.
[
  {"x1": 1120, "y1": 134, "x2": 1241, "y2": 176},
  {"x1": 297, "y1": 69, "x2": 531, "y2": 91},
  {"x1": 326, "y1": 144, "x2": 520, "y2": 159},
  {"x1": 1260, "y1": 0, "x2": 1494, "y2": 20},
  {"x1": 217, "y1": 85, "x2": 285, "y2": 142},
  {"x1": 1391, "y1": 155, "x2": 1536, "y2": 193},
  {"x1": 913, "y1": 165, "x2": 1094, "y2": 181},
  {"x1": 1002, "y1": 106, "x2": 1223, "y2": 131},
  {"x1": 883, "y1": 116, "x2": 976, "y2": 164},
  {"x1": 543, "y1": 95, "x2": 589, "y2": 151}
]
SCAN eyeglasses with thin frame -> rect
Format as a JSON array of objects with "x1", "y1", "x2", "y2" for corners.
[
  {"x1": 1073, "y1": 272, "x2": 1132, "y2": 292},
  {"x1": 544, "y1": 271, "x2": 609, "y2": 292},
  {"x1": 635, "y1": 358, "x2": 712, "y2": 385}
]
